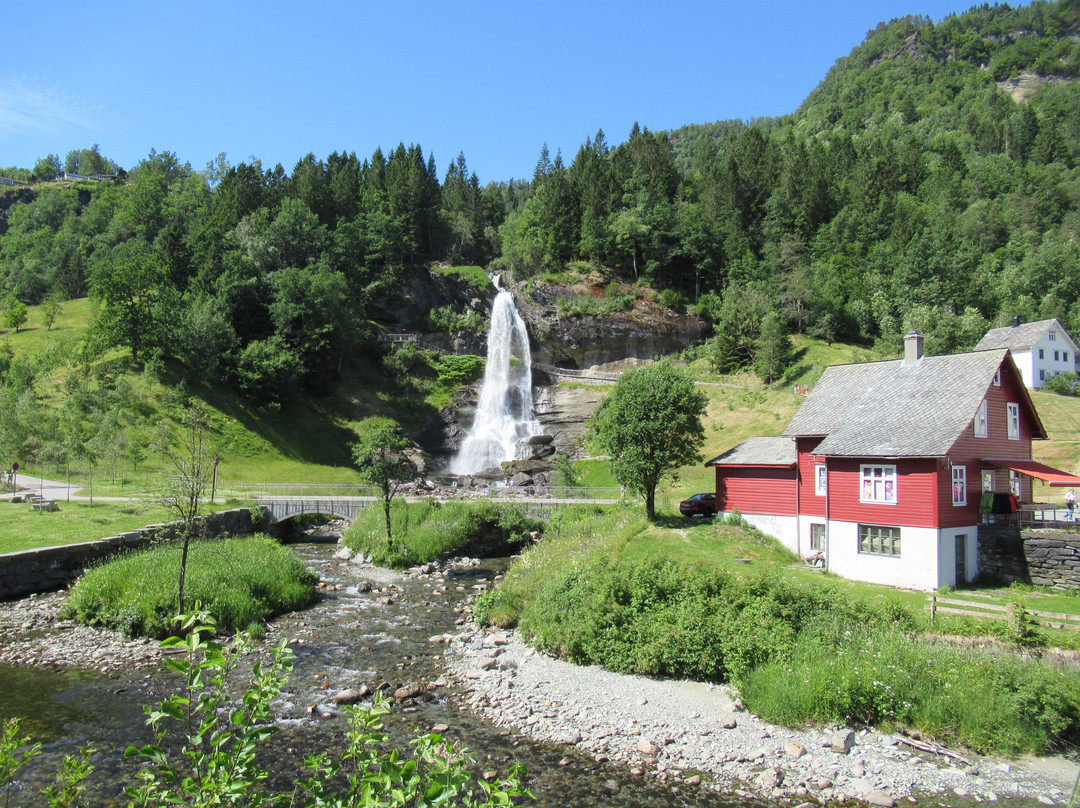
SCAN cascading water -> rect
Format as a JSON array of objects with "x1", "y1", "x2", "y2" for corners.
[{"x1": 450, "y1": 276, "x2": 541, "y2": 475}]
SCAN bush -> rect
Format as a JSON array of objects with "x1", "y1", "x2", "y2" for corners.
[
  {"x1": 433, "y1": 354, "x2": 485, "y2": 389},
  {"x1": 659, "y1": 288, "x2": 688, "y2": 311},
  {"x1": 343, "y1": 499, "x2": 542, "y2": 568},
  {"x1": 1044, "y1": 372, "x2": 1078, "y2": 396},
  {"x1": 63, "y1": 535, "x2": 318, "y2": 638},
  {"x1": 739, "y1": 619, "x2": 1080, "y2": 755},
  {"x1": 383, "y1": 341, "x2": 419, "y2": 374}
]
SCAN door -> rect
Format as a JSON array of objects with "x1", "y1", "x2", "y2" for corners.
[{"x1": 955, "y1": 534, "x2": 967, "y2": 585}]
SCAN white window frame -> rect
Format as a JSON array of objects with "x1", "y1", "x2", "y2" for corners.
[
  {"x1": 974, "y1": 399, "x2": 987, "y2": 438},
  {"x1": 1065, "y1": 351, "x2": 1070, "y2": 363},
  {"x1": 982, "y1": 470, "x2": 994, "y2": 492},
  {"x1": 1040, "y1": 369, "x2": 1046, "y2": 380},
  {"x1": 1055, "y1": 350, "x2": 1060, "y2": 362},
  {"x1": 1010, "y1": 469, "x2": 1021, "y2": 498},
  {"x1": 859, "y1": 524, "x2": 901, "y2": 557},
  {"x1": 815, "y1": 464, "x2": 827, "y2": 496},
  {"x1": 810, "y1": 523, "x2": 825, "y2": 551},
  {"x1": 1007, "y1": 402, "x2": 1020, "y2": 440},
  {"x1": 952, "y1": 466, "x2": 967, "y2": 506},
  {"x1": 1039, "y1": 348, "x2": 1045, "y2": 359},
  {"x1": 1050, "y1": 330, "x2": 1057, "y2": 341},
  {"x1": 860, "y1": 465, "x2": 897, "y2": 504}
]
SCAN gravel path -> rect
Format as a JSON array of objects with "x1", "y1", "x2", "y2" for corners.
[{"x1": 445, "y1": 624, "x2": 1080, "y2": 807}]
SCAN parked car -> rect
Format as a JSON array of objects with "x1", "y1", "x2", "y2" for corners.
[{"x1": 679, "y1": 492, "x2": 716, "y2": 517}]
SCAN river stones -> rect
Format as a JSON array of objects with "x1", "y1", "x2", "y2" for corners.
[{"x1": 331, "y1": 689, "x2": 362, "y2": 704}]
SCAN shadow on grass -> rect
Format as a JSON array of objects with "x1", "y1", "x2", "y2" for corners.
[{"x1": 651, "y1": 513, "x2": 717, "y2": 530}]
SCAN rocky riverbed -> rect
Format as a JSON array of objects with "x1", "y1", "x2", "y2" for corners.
[
  {"x1": 4, "y1": 553, "x2": 1079, "y2": 808},
  {"x1": 442, "y1": 608, "x2": 1080, "y2": 808}
]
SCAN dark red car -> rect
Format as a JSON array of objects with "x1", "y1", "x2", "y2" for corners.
[{"x1": 679, "y1": 492, "x2": 717, "y2": 518}]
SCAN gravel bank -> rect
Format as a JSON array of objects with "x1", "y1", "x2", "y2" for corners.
[
  {"x1": 0, "y1": 590, "x2": 161, "y2": 674},
  {"x1": 444, "y1": 622, "x2": 1079, "y2": 807}
]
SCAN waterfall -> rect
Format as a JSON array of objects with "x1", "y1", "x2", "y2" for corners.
[{"x1": 450, "y1": 276, "x2": 540, "y2": 475}]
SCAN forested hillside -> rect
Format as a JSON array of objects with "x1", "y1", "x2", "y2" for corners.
[{"x1": 0, "y1": 0, "x2": 1077, "y2": 404}]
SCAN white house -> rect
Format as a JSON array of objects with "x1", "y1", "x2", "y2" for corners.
[{"x1": 974, "y1": 318, "x2": 1079, "y2": 389}]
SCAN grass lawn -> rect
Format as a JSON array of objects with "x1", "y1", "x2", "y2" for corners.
[{"x1": 0, "y1": 500, "x2": 234, "y2": 554}]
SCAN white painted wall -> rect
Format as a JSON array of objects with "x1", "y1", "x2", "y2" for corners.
[
  {"x1": 740, "y1": 513, "x2": 799, "y2": 553},
  {"x1": 1032, "y1": 330, "x2": 1075, "y2": 388},
  {"x1": 937, "y1": 525, "x2": 980, "y2": 586},
  {"x1": 825, "y1": 521, "x2": 941, "y2": 590},
  {"x1": 1012, "y1": 349, "x2": 1037, "y2": 389}
]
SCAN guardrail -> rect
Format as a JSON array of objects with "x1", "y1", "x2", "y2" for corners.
[
  {"x1": 217, "y1": 481, "x2": 623, "y2": 502},
  {"x1": 926, "y1": 594, "x2": 1080, "y2": 631}
]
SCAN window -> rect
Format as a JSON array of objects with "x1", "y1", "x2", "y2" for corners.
[
  {"x1": 952, "y1": 466, "x2": 967, "y2": 506},
  {"x1": 1039, "y1": 348, "x2": 1045, "y2": 359},
  {"x1": 810, "y1": 523, "x2": 825, "y2": 551},
  {"x1": 1010, "y1": 470, "x2": 1021, "y2": 498},
  {"x1": 1040, "y1": 369, "x2": 1046, "y2": 381},
  {"x1": 1050, "y1": 330, "x2": 1057, "y2": 341},
  {"x1": 993, "y1": 369, "x2": 1001, "y2": 386},
  {"x1": 861, "y1": 465, "x2": 897, "y2": 504},
  {"x1": 1055, "y1": 350, "x2": 1060, "y2": 361},
  {"x1": 1007, "y1": 402, "x2": 1020, "y2": 440},
  {"x1": 815, "y1": 464, "x2": 827, "y2": 496},
  {"x1": 974, "y1": 399, "x2": 987, "y2": 438},
  {"x1": 982, "y1": 471, "x2": 994, "y2": 492},
  {"x1": 1065, "y1": 351, "x2": 1071, "y2": 363},
  {"x1": 859, "y1": 524, "x2": 901, "y2": 556}
]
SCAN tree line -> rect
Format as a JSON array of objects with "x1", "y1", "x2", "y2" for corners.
[{"x1": 0, "y1": 0, "x2": 1078, "y2": 393}]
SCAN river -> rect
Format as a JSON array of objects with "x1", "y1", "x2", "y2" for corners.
[{"x1": 2, "y1": 541, "x2": 763, "y2": 807}]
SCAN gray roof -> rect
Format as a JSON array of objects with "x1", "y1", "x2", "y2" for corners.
[
  {"x1": 782, "y1": 350, "x2": 1010, "y2": 457},
  {"x1": 706, "y1": 436, "x2": 796, "y2": 467},
  {"x1": 974, "y1": 318, "x2": 1070, "y2": 352}
]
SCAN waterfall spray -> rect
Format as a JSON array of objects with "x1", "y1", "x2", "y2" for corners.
[{"x1": 450, "y1": 276, "x2": 540, "y2": 475}]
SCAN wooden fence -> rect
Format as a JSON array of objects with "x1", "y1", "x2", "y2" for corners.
[{"x1": 926, "y1": 594, "x2": 1080, "y2": 631}]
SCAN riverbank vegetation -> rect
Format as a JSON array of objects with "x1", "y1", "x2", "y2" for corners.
[
  {"x1": 343, "y1": 499, "x2": 542, "y2": 568},
  {"x1": 473, "y1": 504, "x2": 1080, "y2": 755},
  {"x1": 1, "y1": 614, "x2": 532, "y2": 807},
  {"x1": 62, "y1": 535, "x2": 317, "y2": 638}
]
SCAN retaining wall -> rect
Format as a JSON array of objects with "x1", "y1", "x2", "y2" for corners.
[
  {"x1": 978, "y1": 525, "x2": 1080, "y2": 590},
  {"x1": 0, "y1": 509, "x2": 258, "y2": 601}
]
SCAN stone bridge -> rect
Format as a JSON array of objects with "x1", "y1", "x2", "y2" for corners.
[{"x1": 255, "y1": 496, "x2": 375, "y2": 524}]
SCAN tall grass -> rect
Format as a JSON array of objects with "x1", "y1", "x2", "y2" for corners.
[
  {"x1": 63, "y1": 535, "x2": 317, "y2": 638},
  {"x1": 478, "y1": 503, "x2": 1080, "y2": 756},
  {"x1": 343, "y1": 499, "x2": 542, "y2": 568},
  {"x1": 739, "y1": 618, "x2": 1080, "y2": 754}
]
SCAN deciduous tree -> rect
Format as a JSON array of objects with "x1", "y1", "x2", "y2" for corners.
[
  {"x1": 591, "y1": 362, "x2": 707, "y2": 519},
  {"x1": 351, "y1": 419, "x2": 415, "y2": 546}
]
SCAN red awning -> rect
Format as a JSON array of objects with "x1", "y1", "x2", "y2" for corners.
[{"x1": 984, "y1": 459, "x2": 1080, "y2": 487}]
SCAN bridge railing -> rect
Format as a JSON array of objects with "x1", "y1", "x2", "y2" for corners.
[
  {"x1": 224, "y1": 483, "x2": 382, "y2": 499},
  {"x1": 227, "y1": 481, "x2": 623, "y2": 503}
]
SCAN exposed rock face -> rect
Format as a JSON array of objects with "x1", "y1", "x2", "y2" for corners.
[
  {"x1": 533, "y1": 385, "x2": 607, "y2": 455},
  {"x1": 411, "y1": 274, "x2": 707, "y2": 472}
]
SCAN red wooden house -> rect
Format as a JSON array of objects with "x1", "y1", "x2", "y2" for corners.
[{"x1": 706, "y1": 333, "x2": 1080, "y2": 590}]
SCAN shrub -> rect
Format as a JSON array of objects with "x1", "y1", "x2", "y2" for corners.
[
  {"x1": 344, "y1": 500, "x2": 542, "y2": 568},
  {"x1": 433, "y1": 354, "x2": 485, "y2": 388},
  {"x1": 739, "y1": 620, "x2": 1080, "y2": 755},
  {"x1": 124, "y1": 613, "x2": 532, "y2": 807},
  {"x1": 1044, "y1": 372, "x2": 1078, "y2": 396},
  {"x1": 383, "y1": 341, "x2": 419, "y2": 374},
  {"x1": 659, "y1": 288, "x2": 688, "y2": 311},
  {"x1": 63, "y1": 535, "x2": 318, "y2": 638}
]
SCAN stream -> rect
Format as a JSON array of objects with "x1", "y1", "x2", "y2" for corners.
[{"x1": 3, "y1": 541, "x2": 761, "y2": 807}]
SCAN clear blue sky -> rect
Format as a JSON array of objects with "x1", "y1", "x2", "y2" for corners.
[{"x1": 2, "y1": 0, "x2": 1016, "y2": 183}]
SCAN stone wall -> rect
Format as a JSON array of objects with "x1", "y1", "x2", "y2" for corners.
[
  {"x1": 978, "y1": 525, "x2": 1080, "y2": 589},
  {"x1": 0, "y1": 508, "x2": 258, "y2": 601}
]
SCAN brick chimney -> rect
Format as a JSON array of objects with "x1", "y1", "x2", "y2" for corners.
[{"x1": 904, "y1": 331, "x2": 924, "y2": 365}]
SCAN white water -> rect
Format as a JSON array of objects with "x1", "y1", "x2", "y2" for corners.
[{"x1": 450, "y1": 277, "x2": 541, "y2": 475}]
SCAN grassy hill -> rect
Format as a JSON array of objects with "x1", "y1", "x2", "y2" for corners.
[{"x1": 2, "y1": 297, "x2": 1077, "y2": 529}]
